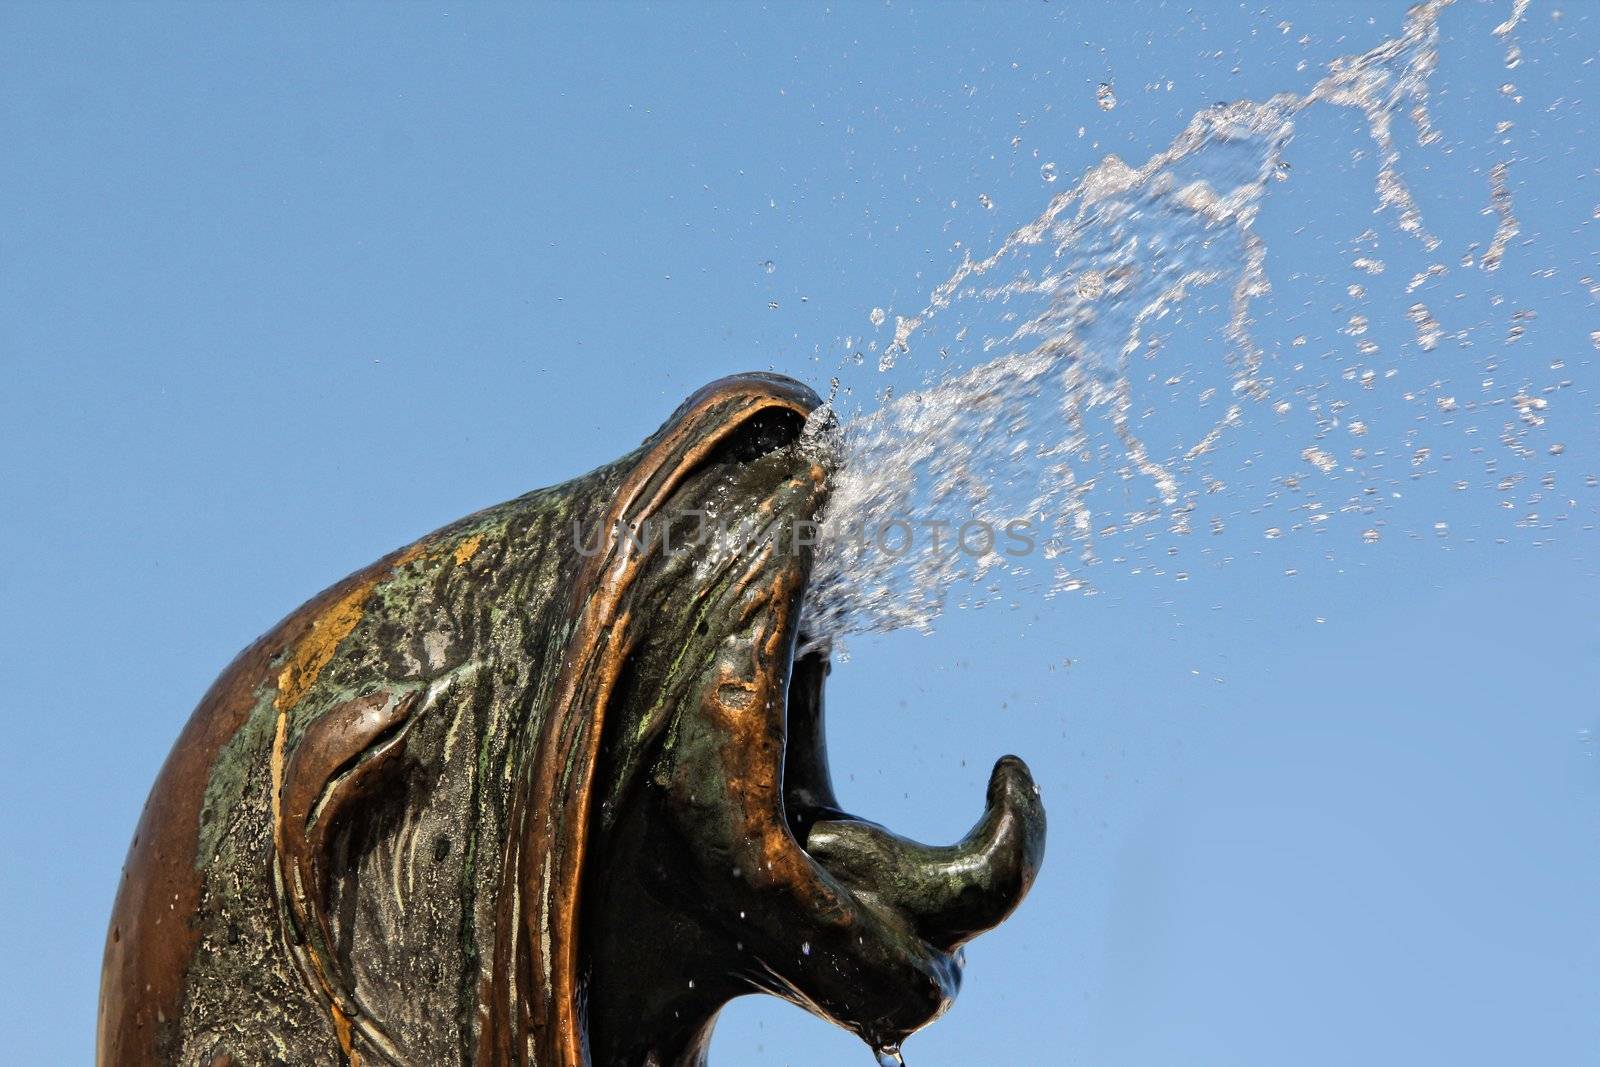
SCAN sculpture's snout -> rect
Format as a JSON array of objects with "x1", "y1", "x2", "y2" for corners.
[{"x1": 803, "y1": 755, "x2": 1047, "y2": 951}]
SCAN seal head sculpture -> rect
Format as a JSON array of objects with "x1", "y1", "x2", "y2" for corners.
[{"x1": 99, "y1": 372, "x2": 1047, "y2": 1066}]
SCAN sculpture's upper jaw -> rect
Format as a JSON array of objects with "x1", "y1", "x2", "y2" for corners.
[{"x1": 588, "y1": 372, "x2": 1047, "y2": 1061}]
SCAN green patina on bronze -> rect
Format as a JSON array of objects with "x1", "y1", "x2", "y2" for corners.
[{"x1": 98, "y1": 373, "x2": 1047, "y2": 1067}]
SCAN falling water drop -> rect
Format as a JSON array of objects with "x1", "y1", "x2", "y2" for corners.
[
  {"x1": 874, "y1": 1044, "x2": 905, "y2": 1067},
  {"x1": 1039, "y1": 161, "x2": 1058, "y2": 183},
  {"x1": 1096, "y1": 81, "x2": 1117, "y2": 110}
]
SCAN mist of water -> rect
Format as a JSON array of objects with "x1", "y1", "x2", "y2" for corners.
[{"x1": 798, "y1": 0, "x2": 1573, "y2": 650}]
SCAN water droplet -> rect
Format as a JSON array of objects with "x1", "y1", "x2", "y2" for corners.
[
  {"x1": 1040, "y1": 161, "x2": 1058, "y2": 183},
  {"x1": 1301, "y1": 447, "x2": 1337, "y2": 474},
  {"x1": 869, "y1": 307, "x2": 887, "y2": 327},
  {"x1": 762, "y1": 259, "x2": 775, "y2": 274},
  {"x1": 874, "y1": 1044, "x2": 905, "y2": 1067},
  {"x1": 801, "y1": 941, "x2": 811, "y2": 956},
  {"x1": 1095, "y1": 82, "x2": 1117, "y2": 111},
  {"x1": 978, "y1": 192, "x2": 994, "y2": 210}
]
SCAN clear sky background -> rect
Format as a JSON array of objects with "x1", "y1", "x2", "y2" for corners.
[{"x1": 2, "y1": 3, "x2": 1596, "y2": 1065}]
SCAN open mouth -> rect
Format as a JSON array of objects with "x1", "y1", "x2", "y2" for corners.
[{"x1": 594, "y1": 376, "x2": 1047, "y2": 1056}]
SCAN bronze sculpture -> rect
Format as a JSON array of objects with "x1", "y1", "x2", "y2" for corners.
[{"x1": 99, "y1": 373, "x2": 1046, "y2": 1066}]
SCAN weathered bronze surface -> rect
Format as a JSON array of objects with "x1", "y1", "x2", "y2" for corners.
[{"x1": 99, "y1": 372, "x2": 1046, "y2": 1066}]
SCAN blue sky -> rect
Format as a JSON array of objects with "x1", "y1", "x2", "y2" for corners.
[{"x1": 2, "y1": 3, "x2": 1596, "y2": 1064}]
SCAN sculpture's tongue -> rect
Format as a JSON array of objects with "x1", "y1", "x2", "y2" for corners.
[
  {"x1": 802, "y1": 757, "x2": 1046, "y2": 952},
  {"x1": 782, "y1": 650, "x2": 1047, "y2": 955}
]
